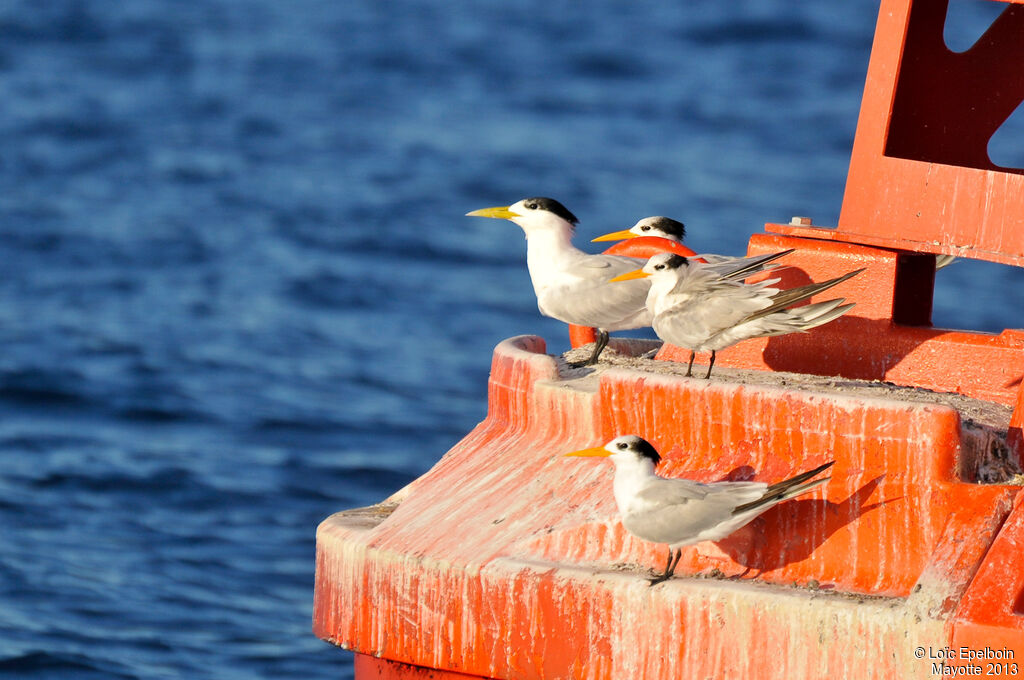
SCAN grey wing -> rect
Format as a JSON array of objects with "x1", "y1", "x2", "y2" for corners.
[
  {"x1": 654, "y1": 278, "x2": 777, "y2": 349},
  {"x1": 635, "y1": 477, "x2": 712, "y2": 504},
  {"x1": 698, "y1": 250, "x2": 793, "y2": 280},
  {"x1": 666, "y1": 263, "x2": 779, "y2": 297},
  {"x1": 578, "y1": 253, "x2": 645, "y2": 271},
  {"x1": 689, "y1": 252, "x2": 734, "y2": 265},
  {"x1": 538, "y1": 254, "x2": 653, "y2": 330},
  {"x1": 626, "y1": 480, "x2": 767, "y2": 546},
  {"x1": 637, "y1": 477, "x2": 766, "y2": 505}
]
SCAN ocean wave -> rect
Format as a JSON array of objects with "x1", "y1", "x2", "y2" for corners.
[{"x1": 0, "y1": 651, "x2": 135, "y2": 679}]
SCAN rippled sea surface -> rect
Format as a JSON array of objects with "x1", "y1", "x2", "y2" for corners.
[{"x1": 1, "y1": 1, "x2": 1023, "y2": 678}]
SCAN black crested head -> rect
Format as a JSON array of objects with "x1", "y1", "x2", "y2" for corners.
[
  {"x1": 662, "y1": 253, "x2": 689, "y2": 269},
  {"x1": 521, "y1": 197, "x2": 579, "y2": 225},
  {"x1": 648, "y1": 253, "x2": 689, "y2": 273},
  {"x1": 632, "y1": 438, "x2": 662, "y2": 465},
  {"x1": 646, "y1": 217, "x2": 686, "y2": 240}
]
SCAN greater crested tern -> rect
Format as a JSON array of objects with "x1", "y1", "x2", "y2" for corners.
[
  {"x1": 612, "y1": 252, "x2": 862, "y2": 378},
  {"x1": 592, "y1": 216, "x2": 687, "y2": 244},
  {"x1": 466, "y1": 197, "x2": 654, "y2": 366},
  {"x1": 593, "y1": 216, "x2": 734, "y2": 264},
  {"x1": 566, "y1": 435, "x2": 834, "y2": 585}
]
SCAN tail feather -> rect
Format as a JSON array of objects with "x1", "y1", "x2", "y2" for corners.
[
  {"x1": 732, "y1": 461, "x2": 834, "y2": 515},
  {"x1": 744, "y1": 268, "x2": 864, "y2": 323},
  {"x1": 708, "y1": 249, "x2": 795, "y2": 281},
  {"x1": 747, "y1": 299, "x2": 855, "y2": 337},
  {"x1": 794, "y1": 301, "x2": 856, "y2": 331}
]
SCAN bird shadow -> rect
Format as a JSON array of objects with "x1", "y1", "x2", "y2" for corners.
[
  {"x1": 716, "y1": 465, "x2": 756, "y2": 482},
  {"x1": 760, "y1": 316, "x2": 936, "y2": 380},
  {"x1": 752, "y1": 263, "x2": 942, "y2": 380},
  {"x1": 707, "y1": 474, "x2": 894, "y2": 576}
]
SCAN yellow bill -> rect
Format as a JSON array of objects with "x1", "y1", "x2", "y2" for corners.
[
  {"x1": 591, "y1": 229, "x2": 637, "y2": 243},
  {"x1": 564, "y1": 446, "x2": 611, "y2": 457},
  {"x1": 608, "y1": 269, "x2": 650, "y2": 283},
  {"x1": 466, "y1": 206, "x2": 519, "y2": 219}
]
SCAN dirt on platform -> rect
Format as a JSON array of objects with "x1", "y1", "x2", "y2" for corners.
[{"x1": 559, "y1": 339, "x2": 1022, "y2": 485}]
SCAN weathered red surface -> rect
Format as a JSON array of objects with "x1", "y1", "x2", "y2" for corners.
[
  {"x1": 314, "y1": 337, "x2": 1021, "y2": 679},
  {"x1": 837, "y1": 0, "x2": 1024, "y2": 266},
  {"x1": 951, "y1": 494, "x2": 1024, "y2": 669},
  {"x1": 355, "y1": 655, "x2": 491, "y2": 679}
]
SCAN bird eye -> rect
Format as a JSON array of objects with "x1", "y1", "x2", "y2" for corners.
[
  {"x1": 640, "y1": 225, "x2": 650, "y2": 231},
  {"x1": 654, "y1": 264, "x2": 665, "y2": 270},
  {"x1": 617, "y1": 442, "x2": 628, "y2": 450},
  {"x1": 525, "y1": 202, "x2": 538, "y2": 210}
]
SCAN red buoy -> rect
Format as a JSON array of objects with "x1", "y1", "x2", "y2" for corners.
[{"x1": 315, "y1": 1, "x2": 1024, "y2": 676}]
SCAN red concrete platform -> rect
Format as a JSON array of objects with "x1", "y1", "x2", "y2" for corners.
[{"x1": 315, "y1": 337, "x2": 1021, "y2": 679}]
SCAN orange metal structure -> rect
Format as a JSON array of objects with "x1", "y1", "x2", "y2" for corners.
[{"x1": 315, "y1": 1, "x2": 1024, "y2": 677}]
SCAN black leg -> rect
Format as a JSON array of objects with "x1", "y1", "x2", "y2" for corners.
[
  {"x1": 583, "y1": 329, "x2": 609, "y2": 366},
  {"x1": 704, "y1": 350, "x2": 716, "y2": 379},
  {"x1": 668, "y1": 548, "x2": 681, "y2": 576},
  {"x1": 685, "y1": 351, "x2": 695, "y2": 377},
  {"x1": 568, "y1": 330, "x2": 610, "y2": 368},
  {"x1": 648, "y1": 547, "x2": 681, "y2": 586}
]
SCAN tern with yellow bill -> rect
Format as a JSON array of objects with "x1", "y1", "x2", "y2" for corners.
[
  {"x1": 565, "y1": 435, "x2": 834, "y2": 585},
  {"x1": 612, "y1": 252, "x2": 863, "y2": 378},
  {"x1": 594, "y1": 216, "x2": 735, "y2": 264},
  {"x1": 466, "y1": 197, "x2": 653, "y2": 366},
  {"x1": 592, "y1": 216, "x2": 688, "y2": 244}
]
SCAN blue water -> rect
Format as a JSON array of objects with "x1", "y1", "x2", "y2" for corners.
[{"x1": 1, "y1": 1, "x2": 1022, "y2": 678}]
